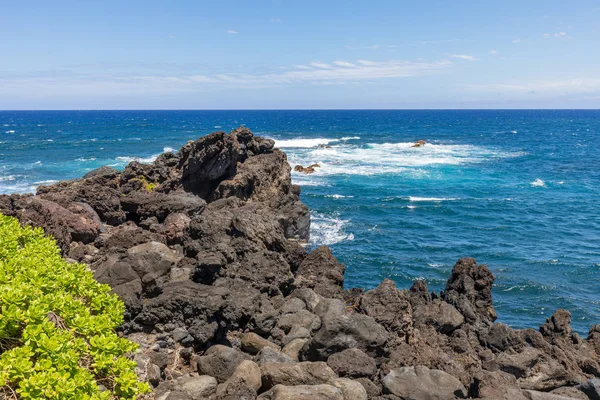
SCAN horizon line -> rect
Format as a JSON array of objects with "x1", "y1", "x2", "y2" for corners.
[{"x1": 1, "y1": 108, "x2": 600, "y2": 112}]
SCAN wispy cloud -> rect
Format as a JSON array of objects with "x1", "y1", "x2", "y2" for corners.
[
  {"x1": 489, "y1": 50, "x2": 499, "y2": 55},
  {"x1": 227, "y1": 30, "x2": 238, "y2": 34},
  {"x1": 0, "y1": 58, "x2": 454, "y2": 97},
  {"x1": 450, "y1": 54, "x2": 478, "y2": 61},
  {"x1": 543, "y1": 31, "x2": 568, "y2": 38},
  {"x1": 512, "y1": 39, "x2": 521, "y2": 43},
  {"x1": 309, "y1": 62, "x2": 332, "y2": 69},
  {"x1": 269, "y1": 18, "x2": 281, "y2": 23},
  {"x1": 464, "y1": 78, "x2": 600, "y2": 96}
]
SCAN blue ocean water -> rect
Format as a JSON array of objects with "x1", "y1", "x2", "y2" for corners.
[{"x1": 1, "y1": 110, "x2": 599, "y2": 333}]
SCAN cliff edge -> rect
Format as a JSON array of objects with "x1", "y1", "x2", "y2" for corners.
[{"x1": 2, "y1": 127, "x2": 600, "y2": 400}]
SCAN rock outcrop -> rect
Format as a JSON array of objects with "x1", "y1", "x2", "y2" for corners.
[{"x1": 3, "y1": 126, "x2": 600, "y2": 400}]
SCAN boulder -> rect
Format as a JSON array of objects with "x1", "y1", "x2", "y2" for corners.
[
  {"x1": 282, "y1": 338, "x2": 309, "y2": 361},
  {"x1": 257, "y1": 384, "x2": 344, "y2": 400},
  {"x1": 195, "y1": 345, "x2": 250, "y2": 383},
  {"x1": 256, "y1": 347, "x2": 296, "y2": 365},
  {"x1": 294, "y1": 247, "x2": 345, "y2": 299},
  {"x1": 241, "y1": 332, "x2": 280, "y2": 354},
  {"x1": 216, "y1": 360, "x2": 262, "y2": 398},
  {"x1": 331, "y1": 378, "x2": 368, "y2": 400},
  {"x1": 300, "y1": 299, "x2": 389, "y2": 361},
  {"x1": 260, "y1": 361, "x2": 338, "y2": 390},
  {"x1": 360, "y1": 279, "x2": 413, "y2": 337},
  {"x1": 580, "y1": 378, "x2": 600, "y2": 400},
  {"x1": 326, "y1": 348, "x2": 377, "y2": 378},
  {"x1": 381, "y1": 366, "x2": 468, "y2": 399}
]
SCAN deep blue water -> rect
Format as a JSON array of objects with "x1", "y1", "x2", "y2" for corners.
[{"x1": 1, "y1": 110, "x2": 599, "y2": 334}]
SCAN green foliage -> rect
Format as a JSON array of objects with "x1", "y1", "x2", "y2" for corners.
[
  {"x1": 130, "y1": 177, "x2": 156, "y2": 192},
  {"x1": 0, "y1": 213, "x2": 150, "y2": 399}
]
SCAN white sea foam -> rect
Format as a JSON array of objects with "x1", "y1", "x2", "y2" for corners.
[
  {"x1": 325, "y1": 194, "x2": 354, "y2": 199},
  {"x1": 5, "y1": 130, "x2": 15, "y2": 134},
  {"x1": 116, "y1": 154, "x2": 159, "y2": 164},
  {"x1": 409, "y1": 196, "x2": 458, "y2": 202},
  {"x1": 286, "y1": 139, "x2": 522, "y2": 181},
  {"x1": 76, "y1": 157, "x2": 97, "y2": 162},
  {"x1": 275, "y1": 137, "x2": 338, "y2": 148},
  {"x1": 531, "y1": 178, "x2": 546, "y2": 187},
  {"x1": 0, "y1": 175, "x2": 16, "y2": 182},
  {"x1": 309, "y1": 212, "x2": 354, "y2": 246},
  {"x1": 33, "y1": 161, "x2": 42, "y2": 166},
  {"x1": 275, "y1": 136, "x2": 360, "y2": 149},
  {"x1": 163, "y1": 147, "x2": 175, "y2": 153},
  {"x1": 34, "y1": 180, "x2": 58, "y2": 185}
]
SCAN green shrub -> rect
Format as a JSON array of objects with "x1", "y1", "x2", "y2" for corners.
[{"x1": 0, "y1": 213, "x2": 150, "y2": 399}]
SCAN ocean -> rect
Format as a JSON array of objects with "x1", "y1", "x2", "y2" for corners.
[{"x1": 1, "y1": 110, "x2": 599, "y2": 334}]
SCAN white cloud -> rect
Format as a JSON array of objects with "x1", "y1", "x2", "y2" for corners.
[
  {"x1": 227, "y1": 30, "x2": 238, "y2": 34},
  {"x1": 450, "y1": 54, "x2": 478, "y2": 61},
  {"x1": 512, "y1": 39, "x2": 521, "y2": 43},
  {"x1": 464, "y1": 78, "x2": 600, "y2": 96},
  {"x1": 309, "y1": 62, "x2": 332, "y2": 69},
  {"x1": 333, "y1": 61, "x2": 356, "y2": 67},
  {"x1": 0, "y1": 58, "x2": 454, "y2": 97},
  {"x1": 544, "y1": 32, "x2": 568, "y2": 38},
  {"x1": 489, "y1": 50, "x2": 499, "y2": 55},
  {"x1": 269, "y1": 18, "x2": 281, "y2": 23}
]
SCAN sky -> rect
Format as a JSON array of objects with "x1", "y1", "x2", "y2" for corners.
[{"x1": 1, "y1": 0, "x2": 600, "y2": 109}]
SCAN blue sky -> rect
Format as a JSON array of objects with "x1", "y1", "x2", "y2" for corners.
[{"x1": 1, "y1": 0, "x2": 599, "y2": 109}]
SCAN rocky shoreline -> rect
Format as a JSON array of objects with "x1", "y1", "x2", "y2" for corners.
[{"x1": 2, "y1": 127, "x2": 600, "y2": 399}]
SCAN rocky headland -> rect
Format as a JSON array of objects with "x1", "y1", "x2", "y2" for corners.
[{"x1": 2, "y1": 127, "x2": 600, "y2": 399}]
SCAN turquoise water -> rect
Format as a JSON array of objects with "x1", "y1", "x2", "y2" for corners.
[{"x1": 1, "y1": 110, "x2": 599, "y2": 333}]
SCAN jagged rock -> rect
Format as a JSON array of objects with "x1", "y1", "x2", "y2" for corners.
[
  {"x1": 0, "y1": 196, "x2": 103, "y2": 252},
  {"x1": 120, "y1": 191, "x2": 206, "y2": 223},
  {"x1": 257, "y1": 384, "x2": 344, "y2": 400},
  {"x1": 294, "y1": 247, "x2": 345, "y2": 299},
  {"x1": 411, "y1": 140, "x2": 427, "y2": 147},
  {"x1": 482, "y1": 322, "x2": 525, "y2": 352},
  {"x1": 470, "y1": 370, "x2": 528, "y2": 400},
  {"x1": 413, "y1": 299, "x2": 464, "y2": 334},
  {"x1": 541, "y1": 310, "x2": 574, "y2": 338},
  {"x1": 326, "y1": 348, "x2": 377, "y2": 378},
  {"x1": 441, "y1": 258, "x2": 496, "y2": 327},
  {"x1": 360, "y1": 279, "x2": 413, "y2": 338},
  {"x1": 381, "y1": 366, "x2": 468, "y2": 399},
  {"x1": 301, "y1": 298, "x2": 389, "y2": 361},
  {"x1": 260, "y1": 361, "x2": 338, "y2": 390},
  {"x1": 294, "y1": 164, "x2": 320, "y2": 174},
  {"x1": 276, "y1": 310, "x2": 321, "y2": 334}
]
